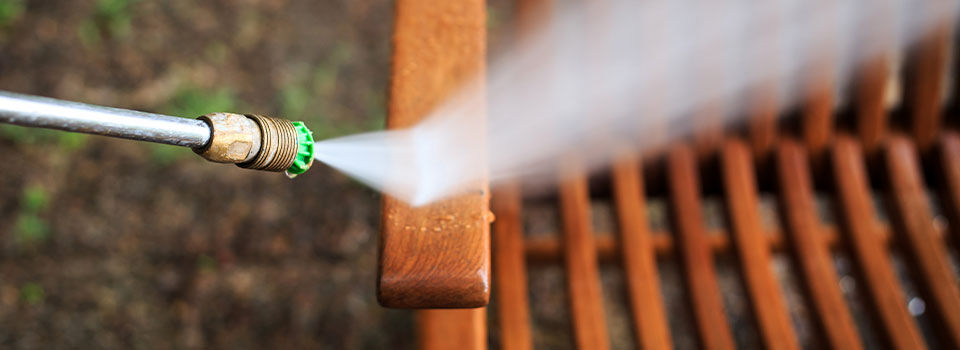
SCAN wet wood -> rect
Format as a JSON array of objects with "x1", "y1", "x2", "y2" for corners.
[
  {"x1": 558, "y1": 161, "x2": 610, "y2": 350},
  {"x1": 522, "y1": 223, "x2": 944, "y2": 264},
  {"x1": 852, "y1": 1, "x2": 895, "y2": 153},
  {"x1": 939, "y1": 132, "x2": 960, "y2": 252},
  {"x1": 884, "y1": 135, "x2": 960, "y2": 347},
  {"x1": 611, "y1": 153, "x2": 672, "y2": 349},
  {"x1": 903, "y1": 15, "x2": 954, "y2": 150},
  {"x1": 777, "y1": 139, "x2": 862, "y2": 350},
  {"x1": 491, "y1": 183, "x2": 532, "y2": 350},
  {"x1": 748, "y1": 85, "x2": 779, "y2": 158},
  {"x1": 378, "y1": 0, "x2": 491, "y2": 309},
  {"x1": 418, "y1": 309, "x2": 486, "y2": 350},
  {"x1": 668, "y1": 145, "x2": 735, "y2": 349},
  {"x1": 832, "y1": 135, "x2": 926, "y2": 349},
  {"x1": 853, "y1": 56, "x2": 891, "y2": 153},
  {"x1": 720, "y1": 139, "x2": 798, "y2": 350}
]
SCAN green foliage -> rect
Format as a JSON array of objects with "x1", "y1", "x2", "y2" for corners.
[
  {"x1": 22, "y1": 185, "x2": 49, "y2": 212},
  {"x1": 57, "y1": 132, "x2": 88, "y2": 150},
  {"x1": 79, "y1": 0, "x2": 139, "y2": 45},
  {"x1": 164, "y1": 85, "x2": 237, "y2": 118},
  {"x1": 0, "y1": 121, "x2": 88, "y2": 151},
  {"x1": 19, "y1": 282, "x2": 44, "y2": 305},
  {"x1": 0, "y1": 0, "x2": 24, "y2": 27},
  {"x1": 15, "y1": 185, "x2": 51, "y2": 245},
  {"x1": 15, "y1": 213, "x2": 49, "y2": 244},
  {"x1": 147, "y1": 143, "x2": 186, "y2": 166}
]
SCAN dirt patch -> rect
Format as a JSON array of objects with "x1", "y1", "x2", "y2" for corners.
[{"x1": 0, "y1": 0, "x2": 412, "y2": 348}]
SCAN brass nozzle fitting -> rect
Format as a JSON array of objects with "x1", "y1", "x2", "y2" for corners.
[{"x1": 194, "y1": 113, "x2": 309, "y2": 173}]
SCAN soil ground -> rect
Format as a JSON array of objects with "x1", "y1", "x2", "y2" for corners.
[{"x1": 0, "y1": 0, "x2": 412, "y2": 348}]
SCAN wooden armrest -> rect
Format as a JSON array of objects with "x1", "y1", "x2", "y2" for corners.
[{"x1": 378, "y1": 0, "x2": 490, "y2": 309}]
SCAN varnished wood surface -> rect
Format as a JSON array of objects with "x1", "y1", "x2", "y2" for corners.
[
  {"x1": 777, "y1": 139, "x2": 862, "y2": 350},
  {"x1": 721, "y1": 139, "x2": 798, "y2": 350},
  {"x1": 668, "y1": 145, "x2": 735, "y2": 350},
  {"x1": 884, "y1": 135, "x2": 960, "y2": 347},
  {"x1": 903, "y1": 14, "x2": 955, "y2": 150},
  {"x1": 611, "y1": 153, "x2": 672, "y2": 349},
  {"x1": 558, "y1": 161, "x2": 611, "y2": 350},
  {"x1": 491, "y1": 184, "x2": 532, "y2": 350},
  {"x1": 418, "y1": 309, "x2": 486, "y2": 350},
  {"x1": 832, "y1": 136, "x2": 926, "y2": 349},
  {"x1": 379, "y1": 0, "x2": 491, "y2": 309}
]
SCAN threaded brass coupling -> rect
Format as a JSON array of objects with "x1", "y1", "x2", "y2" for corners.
[{"x1": 193, "y1": 113, "x2": 314, "y2": 174}]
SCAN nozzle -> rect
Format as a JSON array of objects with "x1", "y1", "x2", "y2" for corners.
[{"x1": 194, "y1": 113, "x2": 315, "y2": 175}]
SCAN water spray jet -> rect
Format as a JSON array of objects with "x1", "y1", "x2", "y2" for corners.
[{"x1": 0, "y1": 91, "x2": 315, "y2": 176}]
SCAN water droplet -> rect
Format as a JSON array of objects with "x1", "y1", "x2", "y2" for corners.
[{"x1": 908, "y1": 297, "x2": 926, "y2": 315}]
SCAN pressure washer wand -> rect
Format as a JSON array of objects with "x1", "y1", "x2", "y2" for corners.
[{"x1": 0, "y1": 91, "x2": 315, "y2": 175}]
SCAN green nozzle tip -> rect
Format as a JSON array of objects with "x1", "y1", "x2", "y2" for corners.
[{"x1": 286, "y1": 121, "x2": 315, "y2": 175}]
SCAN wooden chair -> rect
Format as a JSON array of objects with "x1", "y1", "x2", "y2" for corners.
[{"x1": 379, "y1": 0, "x2": 960, "y2": 348}]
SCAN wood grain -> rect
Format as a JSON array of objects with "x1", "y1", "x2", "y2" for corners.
[
  {"x1": 668, "y1": 145, "x2": 735, "y2": 350},
  {"x1": 884, "y1": 135, "x2": 960, "y2": 347},
  {"x1": 522, "y1": 222, "x2": 943, "y2": 264},
  {"x1": 903, "y1": 13, "x2": 955, "y2": 150},
  {"x1": 832, "y1": 135, "x2": 926, "y2": 349},
  {"x1": 558, "y1": 161, "x2": 610, "y2": 350},
  {"x1": 776, "y1": 139, "x2": 862, "y2": 350},
  {"x1": 378, "y1": 0, "x2": 491, "y2": 309},
  {"x1": 491, "y1": 183, "x2": 532, "y2": 350},
  {"x1": 720, "y1": 139, "x2": 798, "y2": 350},
  {"x1": 611, "y1": 153, "x2": 672, "y2": 349},
  {"x1": 418, "y1": 309, "x2": 486, "y2": 350},
  {"x1": 938, "y1": 132, "x2": 960, "y2": 253}
]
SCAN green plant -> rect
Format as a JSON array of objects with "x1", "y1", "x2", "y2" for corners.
[
  {"x1": 19, "y1": 282, "x2": 44, "y2": 305},
  {"x1": 0, "y1": 0, "x2": 24, "y2": 27},
  {"x1": 79, "y1": 0, "x2": 139, "y2": 45},
  {"x1": 15, "y1": 185, "x2": 50, "y2": 245},
  {"x1": 22, "y1": 185, "x2": 49, "y2": 212},
  {"x1": 0, "y1": 122, "x2": 88, "y2": 151},
  {"x1": 14, "y1": 213, "x2": 49, "y2": 244},
  {"x1": 165, "y1": 85, "x2": 237, "y2": 118}
]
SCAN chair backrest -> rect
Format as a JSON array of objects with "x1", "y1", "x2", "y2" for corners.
[{"x1": 380, "y1": 0, "x2": 960, "y2": 349}]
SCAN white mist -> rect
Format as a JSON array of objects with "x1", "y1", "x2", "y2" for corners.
[{"x1": 314, "y1": 0, "x2": 956, "y2": 205}]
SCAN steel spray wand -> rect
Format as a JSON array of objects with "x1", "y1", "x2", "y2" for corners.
[{"x1": 0, "y1": 91, "x2": 315, "y2": 176}]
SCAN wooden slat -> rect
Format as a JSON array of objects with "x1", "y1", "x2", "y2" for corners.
[
  {"x1": 832, "y1": 135, "x2": 926, "y2": 349},
  {"x1": 853, "y1": 56, "x2": 891, "y2": 153},
  {"x1": 939, "y1": 131, "x2": 960, "y2": 252},
  {"x1": 522, "y1": 223, "x2": 946, "y2": 264},
  {"x1": 851, "y1": 0, "x2": 894, "y2": 153},
  {"x1": 668, "y1": 145, "x2": 735, "y2": 349},
  {"x1": 748, "y1": 83, "x2": 778, "y2": 158},
  {"x1": 558, "y1": 161, "x2": 610, "y2": 350},
  {"x1": 418, "y1": 309, "x2": 486, "y2": 350},
  {"x1": 745, "y1": 0, "x2": 782, "y2": 158},
  {"x1": 776, "y1": 139, "x2": 862, "y2": 350},
  {"x1": 903, "y1": 14, "x2": 955, "y2": 150},
  {"x1": 884, "y1": 135, "x2": 960, "y2": 347},
  {"x1": 799, "y1": 59, "x2": 835, "y2": 155},
  {"x1": 378, "y1": 0, "x2": 491, "y2": 309},
  {"x1": 720, "y1": 139, "x2": 799, "y2": 350},
  {"x1": 491, "y1": 183, "x2": 532, "y2": 350},
  {"x1": 611, "y1": 153, "x2": 672, "y2": 349}
]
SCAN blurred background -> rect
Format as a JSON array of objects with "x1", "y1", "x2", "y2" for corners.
[{"x1": 0, "y1": 0, "x2": 515, "y2": 348}]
